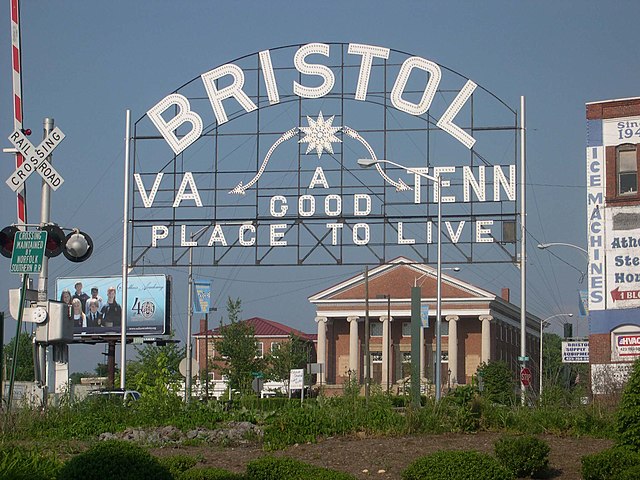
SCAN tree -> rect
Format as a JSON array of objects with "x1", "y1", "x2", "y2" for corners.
[
  {"x1": 542, "y1": 332, "x2": 564, "y2": 388},
  {"x1": 4, "y1": 331, "x2": 34, "y2": 381},
  {"x1": 264, "y1": 334, "x2": 310, "y2": 393},
  {"x1": 213, "y1": 297, "x2": 263, "y2": 395},
  {"x1": 616, "y1": 358, "x2": 640, "y2": 449},
  {"x1": 476, "y1": 361, "x2": 516, "y2": 405},
  {"x1": 126, "y1": 341, "x2": 185, "y2": 396}
]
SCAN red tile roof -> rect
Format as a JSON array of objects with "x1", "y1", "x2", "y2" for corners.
[{"x1": 198, "y1": 316, "x2": 316, "y2": 341}]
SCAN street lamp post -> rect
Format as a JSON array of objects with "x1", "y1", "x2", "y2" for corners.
[
  {"x1": 537, "y1": 243, "x2": 588, "y2": 256},
  {"x1": 539, "y1": 313, "x2": 573, "y2": 397},
  {"x1": 185, "y1": 226, "x2": 209, "y2": 403},
  {"x1": 357, "y1": 158, "x2": 443, "y2": 400}
]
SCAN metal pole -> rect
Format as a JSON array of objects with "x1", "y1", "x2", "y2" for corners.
[
  {"x1": 364, "y1": 266, "x2": 370, "y2": 401},
  {"x1": 39, "y1": 119, "x2": 54, "y2": 402},
  {"x1": 120, "y1": 110, "x2": 131, "y2": 389},
  {"x1": 186, "y1": 242, "x2": 194, "y2": 402},
  {"x1": 387, "y1": 295, "x2": 391, "y2": 393},
  {"x1": 435, "y1": 178, "x2": 443, "y2": 401},
  {"x1": 411, "y1": 286, "x2": 421, "y2": 407},
  {"x1": 539, "y1": 320, "x2": 544, "y2": 398},
  {"x1": 205, "y1": 313, "x2": 209, "y2": 401},
  {"x1": 520, "y1": 96, "x2": 527, "y2": 406},
  {"x1": 38, "y1": 119, "x2": 54, "y2": 302}
]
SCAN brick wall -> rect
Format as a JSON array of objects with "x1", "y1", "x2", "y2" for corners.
[{"x1": 589, "y1": 333, "x2": 611, "y2": 364}]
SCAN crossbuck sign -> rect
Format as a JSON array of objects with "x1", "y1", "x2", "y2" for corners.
[{"x1": 6, "y1": 127, "x2": 65, "y2": 191}]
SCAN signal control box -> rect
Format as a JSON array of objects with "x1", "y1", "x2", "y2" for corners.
[{"x1": 9, "y1": 289, "x2": 73, "y2": 343}]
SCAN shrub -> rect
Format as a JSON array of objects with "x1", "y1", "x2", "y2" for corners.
[
  {"x1": 477, "y1": 361, "x2": 516, "y2": 405},
  {"x1": 57, "y1": 440, "x2": 172, "y2": 480},
  {"x1": 402, "y1": 450, "x2": 513, "y2": 480},
  {"x1": 0, "y1": 444, "x2": 62, "y2": 480},
  {"x1": 246, "y1": 456, "x2": 356, "y2": 479},
  {"x1": 494, "y1": 435, "x2": 550, "y2": 477},
  {"x1": 180, "y1": 467, "x2": 245, "y2": 479},
  {"x1": 616, "y1": 359, "x2": 640, "y2": 450},
  {"x1": 581, "y1": 445, "x2": 640, "y2": 480},
  {"x1": 620, "y1": 464, "x2": 640, "y2": 480},
  {"x1": 158, "y1": 454, "x2": 199, "y2": 476}
]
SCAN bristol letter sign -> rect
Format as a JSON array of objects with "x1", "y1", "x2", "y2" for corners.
[{"x1": 130, "y1": 43, "x2": 519, "y2": 268}]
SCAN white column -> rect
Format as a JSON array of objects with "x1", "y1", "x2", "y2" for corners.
[
  {"x1": 315, "y1": 316, "x2": 328, "y2": 384},
  {"x1": 446, "y1": 315, "x2": 459, "y2": 385},
  {"x1": 347, "y1": 316, "x2": 359, "y2": 375},
  {"x1": 480, "y1": 315, "x2": 493, "y2": 363},
  {"x1": 381, "y1": 315, "x2": 392, "y2": 390}
]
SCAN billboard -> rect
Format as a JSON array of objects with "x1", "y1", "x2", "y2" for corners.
[{"x1": 56, "y1": 274, "x2": 170, "y2": 338}]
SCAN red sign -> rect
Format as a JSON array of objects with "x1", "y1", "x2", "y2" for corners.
[
  {"x1": 611, "y1": 287, "x2": 640, "y2": 302},
  {"x1": 520, "y1": 367, "x2": 532, "y2": 386}
]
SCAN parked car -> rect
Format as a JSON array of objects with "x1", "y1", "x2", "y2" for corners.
[{"x1": 86, "y1": 389, "x2": 141, "y2": 404}]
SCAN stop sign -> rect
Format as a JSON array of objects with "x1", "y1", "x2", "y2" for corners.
[{"x1": 520, "y1": 367, "x2": 532, "y2": 386}]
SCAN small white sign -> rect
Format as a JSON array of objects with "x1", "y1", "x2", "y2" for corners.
[
  {"x1": 562, "y1": 341, "x2": 589, "y2": 363},
  {"x1": 289, "y1": 368, "x2": 304, "y2": 390},
  {"x1": 6, "y1": 127, "x2": 65, "y2": 191}
]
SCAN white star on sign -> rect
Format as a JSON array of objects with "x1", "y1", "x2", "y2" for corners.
[{"x1": 299, "y1": 112, "x2": 341, "y2": 158}]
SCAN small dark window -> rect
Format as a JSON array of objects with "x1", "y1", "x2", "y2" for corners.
[{"x1": 617, "y1": 145, "x2": 637, "y2": 195}]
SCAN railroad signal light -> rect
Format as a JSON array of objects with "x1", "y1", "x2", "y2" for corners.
[
  {"x1": 41, "y1": 224, "x2": 66, "y2": 257},
  {"x1": 0, "y1": 225, "x2": 19, "y2": 258},
  {"x1": 62, "y1": 230, "x2": 93, "y2": 263}
]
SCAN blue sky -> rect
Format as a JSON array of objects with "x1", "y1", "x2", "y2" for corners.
[{"x1": 1, "y1": 1, "x2": 638, "y2": 374}]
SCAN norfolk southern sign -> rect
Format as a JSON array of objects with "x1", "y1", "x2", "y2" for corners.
[{"x1": 131, "y1": 43, "x2": 518, "y2": 267}]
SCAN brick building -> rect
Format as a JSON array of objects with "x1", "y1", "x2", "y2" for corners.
[
  {"x1": 194, "y1": 316, "x2": 316, "y2": 396},
  {"x1": 587, "y1": 97, "x2": 640, "y2": 394},
  {"x1": 309, "y1": 257, "x2": 541, "y2": 395}
]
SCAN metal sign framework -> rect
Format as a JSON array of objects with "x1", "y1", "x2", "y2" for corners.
[{"x1": 129, "y1": 43, "x2": 519, "y2": 268}]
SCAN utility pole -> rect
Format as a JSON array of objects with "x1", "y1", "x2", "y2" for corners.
[{"x1": 364, "y1": 266, "x2": 370, "y2": 401}]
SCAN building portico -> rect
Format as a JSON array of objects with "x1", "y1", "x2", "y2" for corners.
[{"x1": 309, "y1": 257, "x2": 541, "y2": 395}]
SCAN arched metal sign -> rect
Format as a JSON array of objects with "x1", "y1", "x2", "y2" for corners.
[{"x1": 130, "y1": 42, "x2": 518, "y2": 268}]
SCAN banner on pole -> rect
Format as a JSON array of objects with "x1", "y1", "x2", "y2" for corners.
[
  {"x1": 194, "y1": 280, "x2": 211, "y2": 314},
  {"x1": 420, "y1": 305, "x2": 429, "y2": 328},
  {"x1": 578, "y1": 290, "x2": 588, "y2": 317}
]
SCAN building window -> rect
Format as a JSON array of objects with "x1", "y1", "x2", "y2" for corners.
[
  {"x1": 256, "y1": 342, "x2": 264, "y2": 358},
  {"x1": 617, "y1": 145, "x2": 637, "y2": 196},
  {"x1": 371, "y1": 351, "x2": 382, "y2": 363},
  {"x1": 371, "y1": 322, "x2": 382, "y2": 337},
  {"x1": 271, "y1": 342, "x2": 281, "y2": 352},
  {"x1": 402, "y1": 322, "x2": 411, "y2": 337}
]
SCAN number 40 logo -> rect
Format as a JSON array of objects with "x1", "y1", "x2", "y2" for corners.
[{"x1": 131, "y1": 297, "x2": 156, "y2": 319}]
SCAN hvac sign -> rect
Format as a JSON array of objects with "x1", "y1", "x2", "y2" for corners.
[{"x1": 131, "y1": 43, "x2": 518, "y2": 267}]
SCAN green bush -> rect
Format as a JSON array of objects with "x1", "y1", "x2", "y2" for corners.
[
  {"x1": 246, "y1": 456, "x2": 356, "y2": 479},
  {"x1": 581, "y1": 445, "x2": 640, "y2": 480},
  {"x1": 158, "y1": 454, "x2": 199, "y2": 476},
  {"x1": 180, "y1": 466, "x2": 245, "y2": 479},
  {"x1": 620, "y1": 464, "x2": 640, "y2": 480},
  {"x1": 0, "y1": 444, "x2": 62, "y2": 480},
  {"x1": 57, "y1": 440, "x2": 173, "y2": 480},
  {"x1": 616, "y1": 359, "x2": 640, "y2": 450},
  {"x1": 494, "y1": 435, "x2": 550, "y2": 477},
  {"x1": 401, "y1": 450, "x2": 513, "y2": 480},
  {"x1": 477, "y1": 361, "x2": 516, "y2": 406}
]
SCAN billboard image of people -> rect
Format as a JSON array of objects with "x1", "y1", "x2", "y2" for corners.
[{"x1": 56, "y1": 274, "x2": 169, "y2": 337}]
